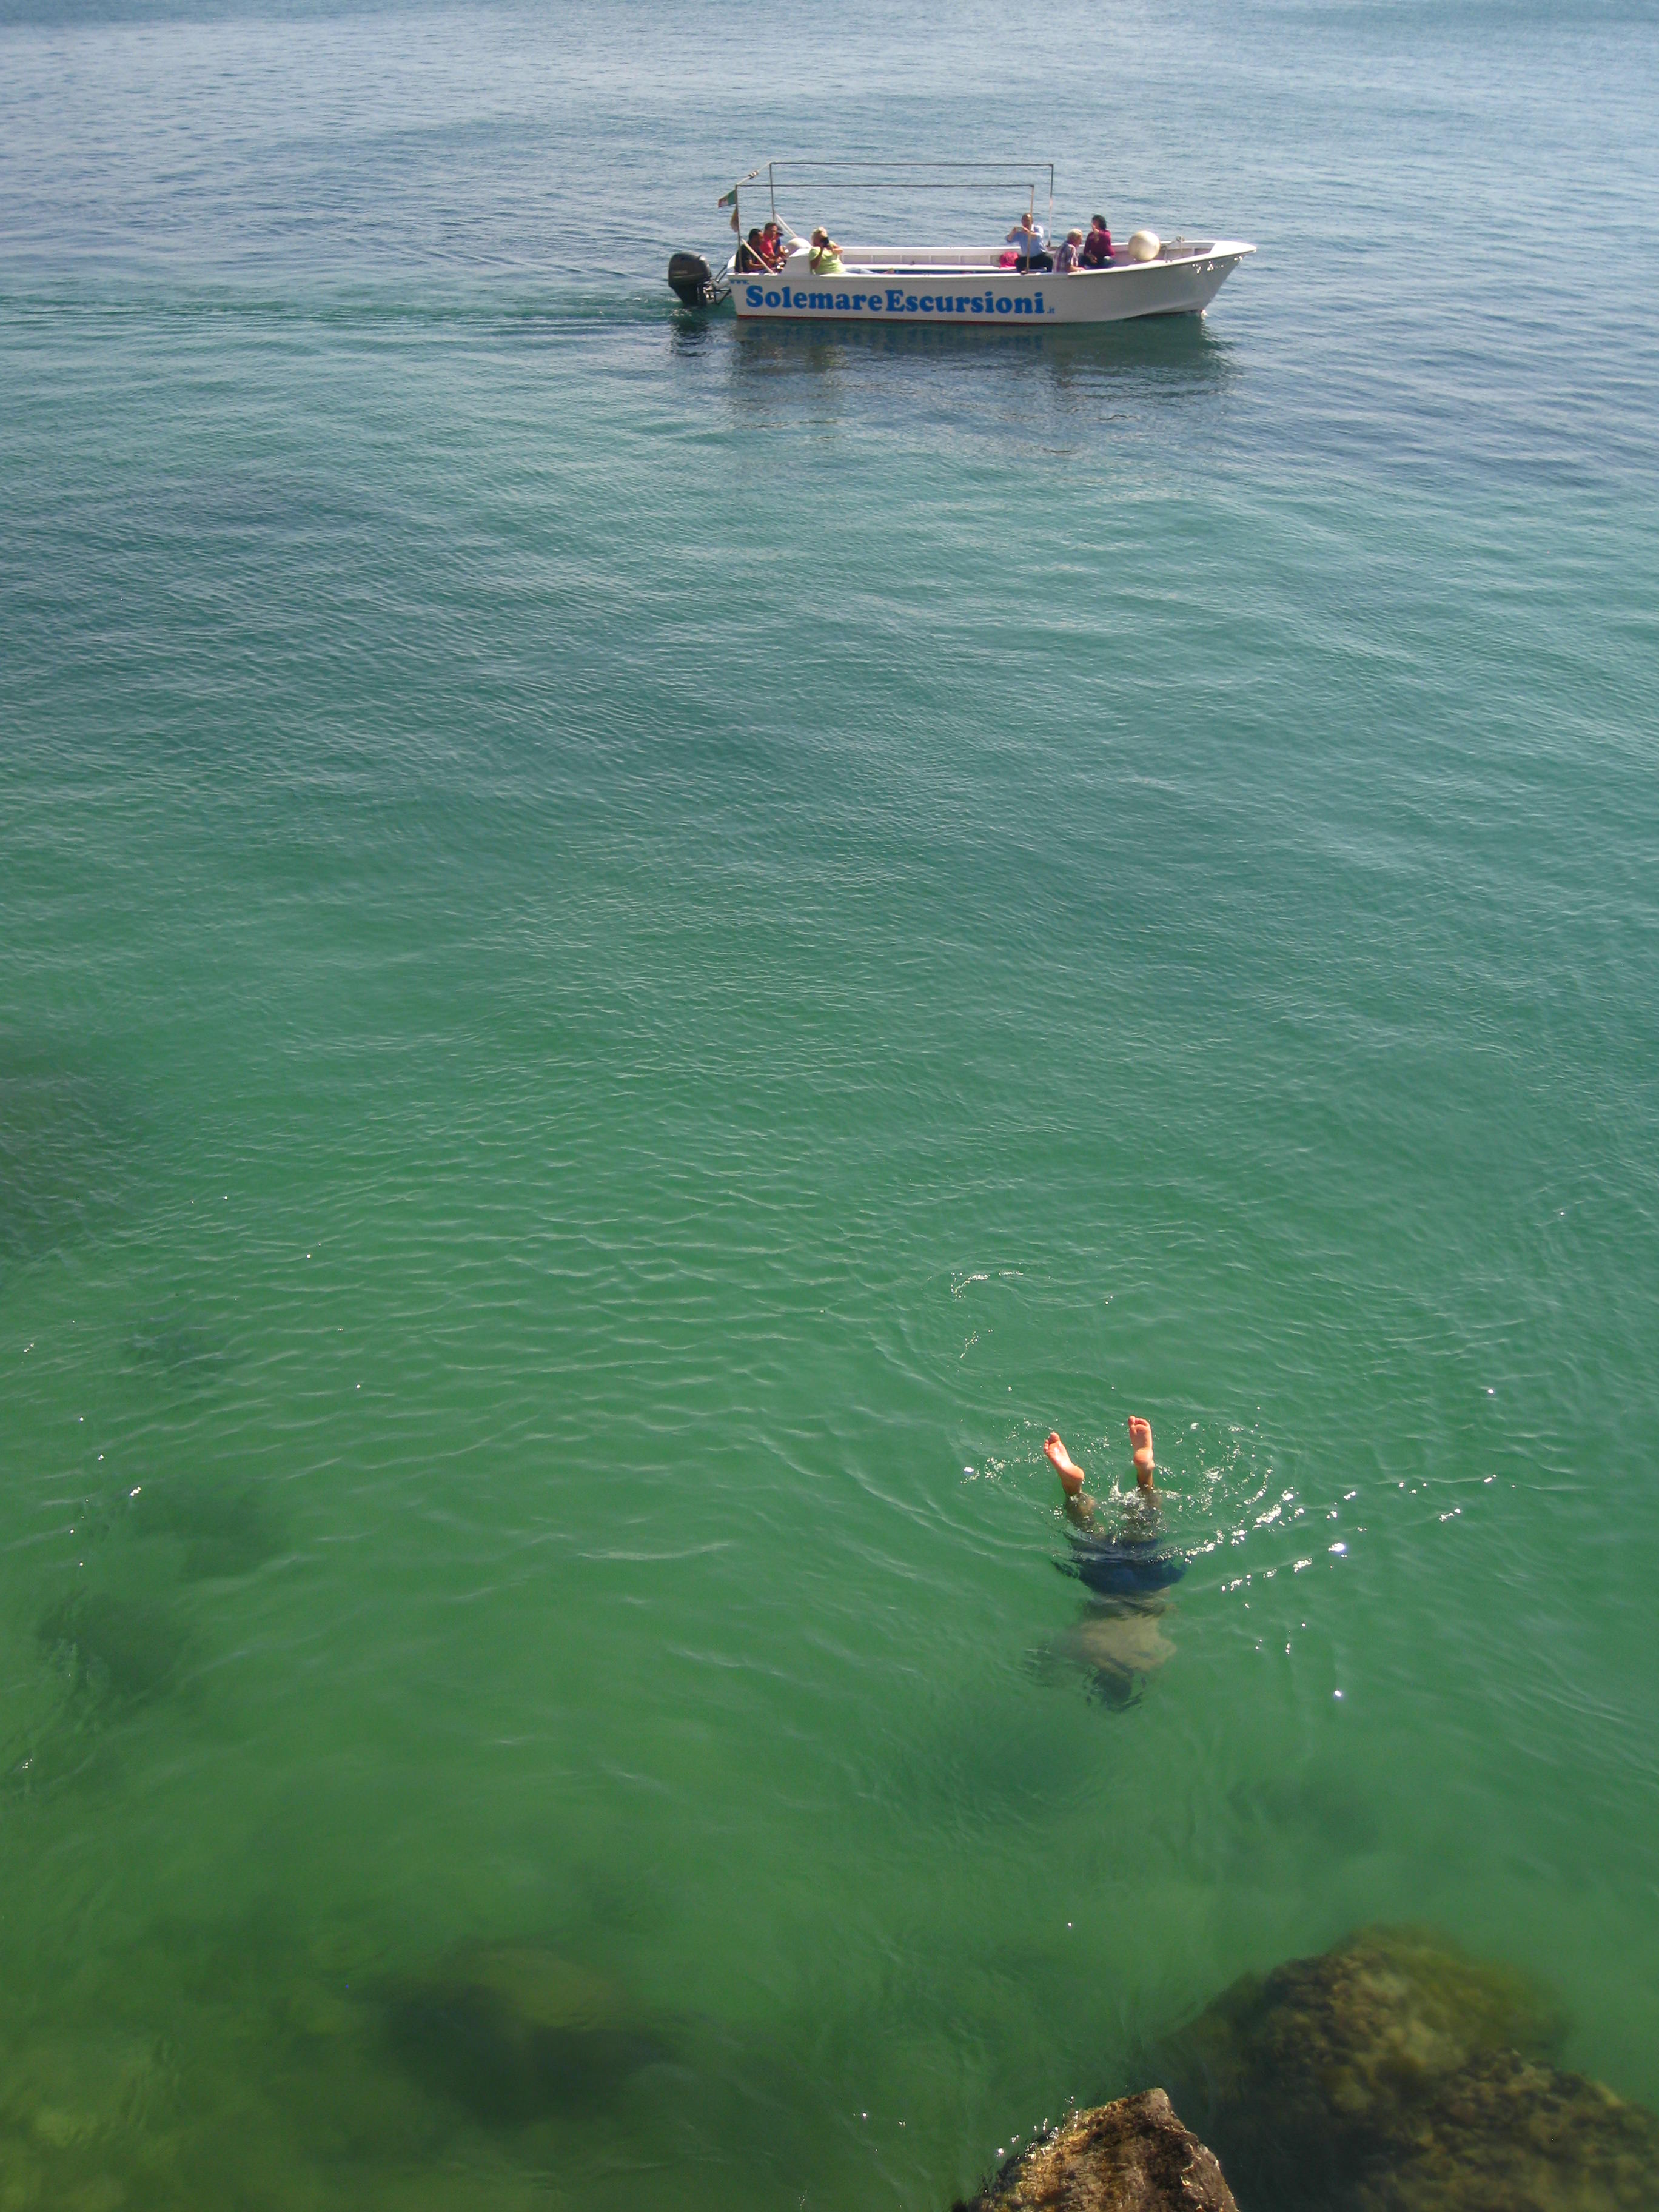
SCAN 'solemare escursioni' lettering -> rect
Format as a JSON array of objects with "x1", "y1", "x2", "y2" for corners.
[{"x1": 746, "y1": 283, "x2": 1050, "y2": 317}]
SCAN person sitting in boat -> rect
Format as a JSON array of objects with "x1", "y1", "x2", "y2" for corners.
[
  {"x1": 737, "y1": 227, "x2": 768, "y2": 273},
  {"x1": 1054, "y1": 229, "x2": 1085, "y2": 273},
  {"x1": 1079, "y1": 215, "x2": 1114, "y2": 268},
  {"x1": 808, "y1": 227, "x2": 844, "y2": 276},
  {"x1": 1006, "y1": 212, "x2": 1053, "y2": 273},
  {"x1": 760, "y1": 220, "x2": 788, "y2": 269}
]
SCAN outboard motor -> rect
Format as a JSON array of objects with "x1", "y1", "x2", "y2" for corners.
[{"x1": 667, "y1": 250, "x2": 726, "y2": 309}]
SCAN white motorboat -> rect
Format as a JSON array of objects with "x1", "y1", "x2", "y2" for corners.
[{"x1": 668, "y1": 161, "x2": 1253, "y2": 327}]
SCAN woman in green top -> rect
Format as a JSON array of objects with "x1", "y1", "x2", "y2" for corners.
[{"x1": 808, "y1": 227, "x2": 844, "y2": 276}]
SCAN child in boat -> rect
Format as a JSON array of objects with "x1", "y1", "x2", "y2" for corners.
[{"x1": 1079, "y1": 215, "x2": 1114, "y2": 267}]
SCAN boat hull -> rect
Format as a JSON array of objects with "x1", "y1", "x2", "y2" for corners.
[{"x1": 730, "y1": 244, "x2": 1252, "y2": 326}]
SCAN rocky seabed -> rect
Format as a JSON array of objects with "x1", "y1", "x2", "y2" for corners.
[{"x1": 955, "y1": 1925, "x2": 1659, "y2": 2212}]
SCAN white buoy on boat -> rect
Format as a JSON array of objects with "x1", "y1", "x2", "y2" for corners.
[{"x1": 1127, "y1": 229, "x2": 1161, "y2": 263}]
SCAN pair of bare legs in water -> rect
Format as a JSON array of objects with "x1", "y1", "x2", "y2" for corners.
[{"x1": 1045, "y1": 1416, "x2": 1155, "y2": 1521}]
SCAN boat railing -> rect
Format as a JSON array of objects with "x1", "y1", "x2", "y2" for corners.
[
  {"x1": 771, "y1": 247, "x2": 1029, "y2": 277},
  {"x1": 775, "y1": 244, "x2": 1225, "y2": 275},
  {"x1": 729, "y1": 243, "x2": 1239, "y2": 288}
]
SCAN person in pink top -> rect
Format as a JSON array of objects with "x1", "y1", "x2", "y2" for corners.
[{"x1": 1079, "y1": 215, "x2": 1114, "y2": 267}]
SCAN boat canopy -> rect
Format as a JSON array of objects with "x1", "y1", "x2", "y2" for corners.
[{"x1": 722, "y1": 159, "x2": 1057, "y2": 244}]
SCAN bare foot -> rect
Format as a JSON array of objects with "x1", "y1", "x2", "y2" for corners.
[
  {"x1": 1044, "y1": 1432, "x2": 1087, "y2": 1496},
  {"x1": 1127, "y1": 1416, "x2": 1155, "y2": 1483}
]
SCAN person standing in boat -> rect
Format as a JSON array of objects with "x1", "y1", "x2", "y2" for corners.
[
  {"x1": 1079, "y1": 215, "x2": 1114, "y2": 267},
  {"x1": 1007, "y1": 211, "x2": 1053, "y2": 272}
]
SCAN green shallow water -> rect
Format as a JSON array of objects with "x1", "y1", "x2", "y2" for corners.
[{"x1": 3, "y1": 0, "x2": 1659, "y2": 2203}]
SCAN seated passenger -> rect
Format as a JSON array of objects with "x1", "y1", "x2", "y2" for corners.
[
  {"x1": 760, "y1": 220, "x2": 788, "y2": 270},
  {"x1": 1005, "y1": 212, "x2": 1053, "y2": 273},
  {"x1": 737, "y1": 227, "x2": 768, "y2": 273},
  {"x1": 808, "y1": 226, "x2": 844, "y2": 276},
  {"x1": 1080, "y1": 215, "x2": 1114, "y2": 268},
  {"x1": 1055, "y1": 229, "x2": 1085, "y2": 273}
]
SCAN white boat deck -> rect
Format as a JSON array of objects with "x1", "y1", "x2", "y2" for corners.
[{"x1": 774, "y1": 239, "x2": 1226, "y2": 275}]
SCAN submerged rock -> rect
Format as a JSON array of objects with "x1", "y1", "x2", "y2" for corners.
[
  {"x1": 0, "y1": 1050, "x2": 133, "y2": 1263},
  {"x1": 953, "y1": 2088, "x2": 1238, "y2": 2210},
  {"x1": 1164, "y1": 1923, "x2": 1659, "y2": 2211},
  {"x1": 1355, "y1": 2047, "x2": 1659, "y2": 2211},
  {"x1": 0, "y1": 2028, "x2": 176, "y2": 2149},
  {"x1": 4, "y1": 1721, "x2": 122, "y2": 1801},
  {"x1": 383, "y1": 1940, "x2": 669, "y2": 2127},
  {"x1": 36, "y1": 1589, "x2": 191, "y2": 1712}
]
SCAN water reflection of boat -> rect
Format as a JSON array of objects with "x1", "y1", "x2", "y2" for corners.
[
  {"x1": 669, "y1": 160, "x2": 1253, "y2": 327},
  {"x1": 712, "y1": 307, "x2": 1239, "y2": 414}
]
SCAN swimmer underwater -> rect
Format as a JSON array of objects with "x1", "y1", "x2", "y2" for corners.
[{"x1": 1044, "y1": 1418, "x2": 1188, "y2": 1595}]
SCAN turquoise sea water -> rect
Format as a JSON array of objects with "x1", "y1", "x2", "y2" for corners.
[{"x1": 4, "y1": 0, "x2": 1658, "y2": 2203}]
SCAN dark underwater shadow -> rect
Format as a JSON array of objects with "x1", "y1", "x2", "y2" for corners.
[
  {"x1": 124, "y1": 1315, "x2": 232, "y2": 1394},
  {"x1": 124, "y1": 1470, "x2": 287, "y2": 1579},
  {"x1": 379, "y1": 1940, "x2": 672, "y2": 2128},
  {"x1": 1225, "y1": 1764, "x2": 1381, "y2": 1868},
  {"x1": 667, "y1": 307, "x2": 729, "y2": 361},
  {"x1": 0, "y1": 1038, "x2": 139, "y2": 1267},
  {"x1": 35, "y1": 1587, "x2": 195, "y2": 1715},
  {"x1": 879, "y1": 1674, "x2": 1105, "y2": 1838},
  {"x1": 3, "y1": 1715, "x2": 126, "y2": 1802},
  {"x1": 0, "y1": 1900, "x2": 880, "y2": 2210},
  {"x1": 4, "y1": 1586, "x2": 196, "y2": 1801}
]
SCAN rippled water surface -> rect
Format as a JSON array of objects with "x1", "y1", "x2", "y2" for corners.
[{"x1": 3, "y1": 0, "x2": 1658, "y2": 2204}]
